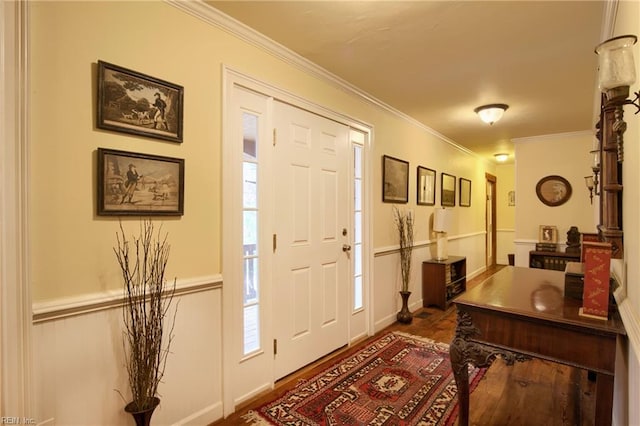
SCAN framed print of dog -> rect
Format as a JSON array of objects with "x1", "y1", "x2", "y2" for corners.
[
  {"x1": 97, "y1": 61, "x2": 184, "y2": 143},
  {"x1": 97, "y1": 148, "x2": 184, "y2": 216}
]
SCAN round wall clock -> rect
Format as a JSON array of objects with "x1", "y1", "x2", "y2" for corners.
[{"x1": 535, "y1": 175, "x2": 572, "y2": 207}]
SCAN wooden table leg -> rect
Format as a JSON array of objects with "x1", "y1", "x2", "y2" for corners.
[
  {"x1": 450, "y1": 337, "x2": 470, "y2": 426},
  {"x1": 450, "y1": 310, "x2": 532, "y2": 426},
  {"x1": 595, "y1": 373, "x2": 614, "y2": 426}
]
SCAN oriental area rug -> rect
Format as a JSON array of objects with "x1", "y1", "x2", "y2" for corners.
[{"x1": 243, "y1": 331, "x2": 486, "y2": 425}]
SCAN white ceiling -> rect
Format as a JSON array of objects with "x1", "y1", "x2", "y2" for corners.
[{"x1": 206, "y1": 1, "x2": 606, "y2": 163}]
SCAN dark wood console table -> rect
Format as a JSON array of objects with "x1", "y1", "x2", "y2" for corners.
[{"x1": 449, "y1": 267, "x2": 625, "y2": 426}]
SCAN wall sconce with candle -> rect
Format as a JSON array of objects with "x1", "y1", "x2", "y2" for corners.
[
  {"x1": 593, "y1": 34, "x2": 638, "y2": 258},
  {"x1": 596, "y1": 35, "x2": 640, "y2": 162}
]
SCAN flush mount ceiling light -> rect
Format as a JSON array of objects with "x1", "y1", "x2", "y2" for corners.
[
  {"x1": 474, "y1": 104, "x2": 509, "y2": 125},
  {"x1": 494, "y1": 153, "x2": 509, "y2": 162}
]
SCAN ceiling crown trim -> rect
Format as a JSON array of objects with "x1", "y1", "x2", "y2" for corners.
[{"x1": 165, "y1": 0, "x2": 479, "y2": 159}]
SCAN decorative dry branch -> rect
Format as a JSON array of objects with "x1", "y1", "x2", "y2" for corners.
[
  {"x1": 393, "y1": 206, "x2": 415, "y2": 293},
  {"x1": 114, "y1": 220, "x2": 177, "y2": 411}
]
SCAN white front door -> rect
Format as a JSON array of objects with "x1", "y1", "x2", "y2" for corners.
[{"x1": 273, "y1": 101, "x2": 350, "y2": 380}]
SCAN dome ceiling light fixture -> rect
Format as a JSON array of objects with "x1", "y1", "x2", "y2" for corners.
[
  {"x1": 494, "y1": 153, "x2": 509, "y2": 162},
  {"x1": 474, "y1": 103, "x2": 509, "y2": 125}
]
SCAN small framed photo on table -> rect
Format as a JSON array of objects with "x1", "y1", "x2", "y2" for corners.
[{"x1": 539, "y1": 225, "x2": 558, "y2": 243}]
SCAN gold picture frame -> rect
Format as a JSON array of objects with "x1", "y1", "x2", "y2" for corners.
[{"x1": 539, "y1": 225, "x2": 558, "y2": 243}]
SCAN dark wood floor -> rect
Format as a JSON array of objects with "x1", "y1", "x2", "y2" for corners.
[{"x1": 212, "y1": 265, "x2": 595, "y2": 425}]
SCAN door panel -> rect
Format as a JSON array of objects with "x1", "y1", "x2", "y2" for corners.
[
  {"x1": 486, "y1": 174, "x2": 497, "y2": 267},
  {"x1": 273, "y1": 101, "x2": 349, "y2": 380}
]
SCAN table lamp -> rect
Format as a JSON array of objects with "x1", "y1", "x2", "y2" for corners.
[{"x1": 433, "y1": 208, "x2": 451, "y2": 260}]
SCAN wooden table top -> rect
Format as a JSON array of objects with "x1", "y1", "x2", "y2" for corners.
[{"x1": 454, "y1": 266, "x2": 625, "y2": 335}]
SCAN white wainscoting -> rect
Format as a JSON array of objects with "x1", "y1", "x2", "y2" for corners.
[
  {"x1": 373, "y1": 232, "x2": 487, "y2": 333},
  {"x1": 496, "y1": 229, "x2": 515, "y2": 265},
  {"x1": 32, "y1": 276, "x2": 224, "y2": 426}
]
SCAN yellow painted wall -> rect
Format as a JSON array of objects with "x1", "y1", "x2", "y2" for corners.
[
  {"x1": 514, "y1": 131, "x2": 596, "y2": 244},
  {"x1": 30, "y1": 1, "x2": 493, "y2": 302}
]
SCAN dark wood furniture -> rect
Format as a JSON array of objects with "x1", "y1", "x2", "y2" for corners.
[
  {"x1": 529, "y1": 250, "x2": 580, "y2": 271},
  {"x1": 449, "y1": 267, "x2": 625, "y2": 426},
  {"x1": 597, "y1": 92, "x2": 624, "y2": 258},
  {"x1": 422, "y1": 256, "x2": 466, "y2": 310}
]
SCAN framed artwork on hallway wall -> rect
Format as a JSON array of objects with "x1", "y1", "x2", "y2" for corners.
[
  {"x1": 459, "y1": 178, "x2": 471, "y2": 207},
  {"x1": 417, "y1": 166, "x2": 436, "y2": 206},
  {"x1": 382, "y1": 155, "x2": 409, "y2": 203},
  {"x1": 535, "y1": 175, "x2": 572, "y2": 207},
  {"x1": 97, "y1": 148, "x2": 185, "y2": 216},
  {"x1": 97, "y1": 60, "x2": 184, "y2": 143},
  {"x1": 441, "y1": 173, "x2": 456, "y2": 207}
]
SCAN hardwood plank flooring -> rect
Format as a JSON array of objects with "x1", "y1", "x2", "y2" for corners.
[{"x1": 212, "y1": 265, "x2": 595, "y2": 425}]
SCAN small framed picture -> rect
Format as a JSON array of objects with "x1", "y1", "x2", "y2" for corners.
[
  {"x1": 382, "y1": 155, "x2": 409, "y2": 203},
  {"x1": 417, "y1": 166, "x2": 436, "y2": 206},
  {"x1": 539, "y1": 225, "x2": 558, "y2": 243},
  {"x1": 441, "y1": 173, "x2": 456, "y2": 207},
  {"x1": 459, "y1": 178, "x2": 471, "y2": 207},
  {"x1": 97, "y1": 148, "x2": 184, "y2": 216},
  {"x1": 97, "y1": 60, "x2": 184, "y2": 143},
  {"x1": 508, "y1": 190, "x2": 516, "y2": 206}
]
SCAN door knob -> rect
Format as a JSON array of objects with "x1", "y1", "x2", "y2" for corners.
[{"x1": 342, "y1": 244, "x2": 352, "y2": 252}]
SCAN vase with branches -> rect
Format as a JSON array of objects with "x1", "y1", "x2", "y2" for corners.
[
  {"x1": 114, "y1": 220, "x2": 177, "y2": 425},
  {"x1": 393, "y1": 206, "x2": 415, "y2": 323}
]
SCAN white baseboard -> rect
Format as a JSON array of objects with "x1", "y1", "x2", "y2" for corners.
[{"x1": 172, "y1": 401, "x2": 224, "y2": 426}]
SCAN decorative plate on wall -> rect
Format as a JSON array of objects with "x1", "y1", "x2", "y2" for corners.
[{"x1": 535, "y1": 175, "x2": 572, "y2": 207}]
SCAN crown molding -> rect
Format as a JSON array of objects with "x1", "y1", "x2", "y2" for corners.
[{"x1": 164, "y1": 0, "x2": 478, "y2": 159}]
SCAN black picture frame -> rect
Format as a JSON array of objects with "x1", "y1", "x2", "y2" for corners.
[
  {"x1": 417, "y1": 166, "x2": 436, "y2": 206},
  {"x1": 535, "y1": 175, "x2": 572, "y2": 207},
  {"x1": 441, "y1": 173, "x2": 456, "y2": 207},
  {"x1": 97, "y1": 61, "x2": 184, "y2": 143},
  {"x1": 459, "y1": 178, "x2": 471, "y2": 207},
  {"x1": 382, "y1": 155, "x2": 409, "y2": 203},
  {"x1": 97, "y1": 148, "x2": 184, "y2": 216}
]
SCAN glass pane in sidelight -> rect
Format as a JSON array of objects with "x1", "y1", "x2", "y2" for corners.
[
  {"x1": 243, "y1": 162, "x2": 258, "y2": 209},
  {"x1": 243, "y1": 113, "x2": 258, "y2": 161}
]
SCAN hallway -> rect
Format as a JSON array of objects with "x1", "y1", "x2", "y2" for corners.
[{"x1": 214, "y1": 265, "x2": 595, "y2": 425}]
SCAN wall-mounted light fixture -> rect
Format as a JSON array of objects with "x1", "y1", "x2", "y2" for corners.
[
  {"x1": 595, "y1": 34, "x2": 639, "y2": 163},
  {"x1": 494, "y1": 153, "x2": 509, "y2": 162},
  {"x1": 584, "y1": 175, "x2": 595, "y2": 204},
  {"x1": 593, "y1": 34, "x2": 637, "y2": 259},
  {"x1": 474, "y1": 104, "x2": 509, "y2": 125}
]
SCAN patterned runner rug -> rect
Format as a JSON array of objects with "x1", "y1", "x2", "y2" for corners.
[{"x1": 243, "y1": 331, "x2": 486, "y2": 425}]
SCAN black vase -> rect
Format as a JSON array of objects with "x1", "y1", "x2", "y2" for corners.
[
  {"x1": 125, "y1": 397, "x2": 160, "y2": 426},
  {"x1": 396, "y1": 291, "x2": 413, "y2": 324}
]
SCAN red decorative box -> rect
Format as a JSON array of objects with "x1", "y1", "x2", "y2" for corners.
[{"x1": 580, "y1": 242, "x2": 612, "y2": 320}]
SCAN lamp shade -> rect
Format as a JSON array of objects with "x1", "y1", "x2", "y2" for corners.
[
  {"x1": 433, "y1": 208, "x2": 451, "y2": 233},
  {"x1": 474, "y1": 104, "x2": 509, "y2": 125},
  {"x1": 595, "y1": 35, "x2": 637, "y2": 91}
]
